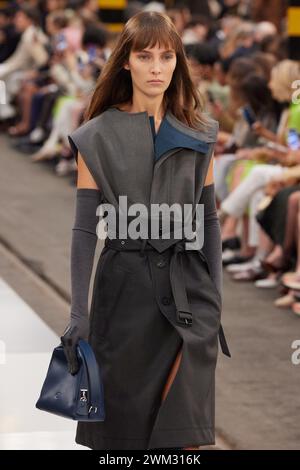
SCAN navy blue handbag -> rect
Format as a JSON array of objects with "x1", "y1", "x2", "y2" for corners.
[{"x1": 35, "y1": 339, "x2": 105, "y2": 421}]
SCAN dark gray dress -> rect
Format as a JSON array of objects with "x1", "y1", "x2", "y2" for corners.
[{"x1": 68, "y1": 107, "x2": 230, "y2": 450}]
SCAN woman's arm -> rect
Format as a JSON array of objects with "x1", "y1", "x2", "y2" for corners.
[
  {"x1": 61, "y1": 153, "x2": 103, "y2": 374},
  {"x1": 199, "y1": 154, "x2": 223, "y2": 302},
  {"x1": 77, "y1": 153, "x2": 100, "y2": 189},
  {"x1": 251, "y1": 122, "x2": 278, "y2": 143}
]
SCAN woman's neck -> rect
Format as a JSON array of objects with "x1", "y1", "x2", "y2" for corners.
[{"x1": 117, "y1": 99, "x2": 165, "y2": 121}]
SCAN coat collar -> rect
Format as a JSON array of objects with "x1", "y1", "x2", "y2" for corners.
[
  {"x1": 151, "y1": 114, "x2": 209, "y2": 160},
  {"x1": 105, "y1": 106, "x2": 216, "y2": 161}
]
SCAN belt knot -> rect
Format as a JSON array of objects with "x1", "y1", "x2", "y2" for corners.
[{"x1": 173, "y1": 240, "x2": 186, "y2": 253}]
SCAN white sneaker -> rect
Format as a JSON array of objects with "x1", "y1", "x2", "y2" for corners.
[
  {"x1": 254, "y1": 276, "x2": 279, "y2": 288},
  {"x1": 55, "y1": 158, "x2": 77, "y2": 176},
  {"x1": 226, "y1": 258, "x2": 261, "y2": 273},
  {"x1": 222, "y1": 248, "x2": 236, "y2": 262},
  {"x1": 0, "y1": 102, "x2": 16, "y2": 119},
  {"x1": 31, "y1": 142, "x2": 61, "y2": 162},
  {"x1": 30, "y1": 127, "x2": 45, "y2": 143}
]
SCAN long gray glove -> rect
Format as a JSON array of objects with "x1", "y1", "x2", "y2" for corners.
[
  {"x1": 198, "y1": 183, "x2": 223, "y2": 301},
  {"x1": 61, "y1": 188, "x2": 103, "y2": 374}
]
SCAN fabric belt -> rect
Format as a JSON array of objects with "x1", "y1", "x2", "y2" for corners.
[{"x1": 104, "y1": 237, "x2": 231, "y2": 358}]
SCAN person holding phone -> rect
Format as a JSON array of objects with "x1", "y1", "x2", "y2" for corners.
[{"x1": 218, "y1": 60, "x2": 300, "y2": 274}]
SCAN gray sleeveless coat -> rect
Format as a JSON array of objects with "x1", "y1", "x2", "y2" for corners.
[{"x1": 68, "y1": 106, "x2": 230, "y2": 450}]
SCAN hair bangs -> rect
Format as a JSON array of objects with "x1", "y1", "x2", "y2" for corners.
[{"x1": 131, "y1": 23, "x2": 178, "y2": 54}]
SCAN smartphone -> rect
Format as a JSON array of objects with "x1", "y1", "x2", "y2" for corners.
[
  {"x1": 242, "y1": 105, "x2": 257, "y2": 127},
  {"x1": 87, "y1": 45, "x2": 97, "y2": 63},
  {"x1": 55, "y1": 33, "x2": 67, "y2": 52},
  {"x1": 287, "y1": 129, "x2": 300, "y2": 150}
]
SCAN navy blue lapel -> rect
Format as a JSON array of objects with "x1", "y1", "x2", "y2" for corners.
[{"x1": 151, "y1": 114, "x2": 210, "y2": 161}]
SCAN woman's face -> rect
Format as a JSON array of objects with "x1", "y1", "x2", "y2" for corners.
[
  {"x1": 124, "y1": 43, "x2": 177, "y2": 100},
  {"x1": 14, "y1": 11, "x2": 30, "y2": 32}
]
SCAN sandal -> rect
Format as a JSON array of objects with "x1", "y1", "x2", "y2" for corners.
[
  {"x1": 291, "y1": 289, "x2": 300, "y2": 302},
  {"x1": 274, "y1": 293, "x2": 294, "y2": 308},
  {"x1": 31, "y1": 143, "x2": 61, "y2": 162},
  {"x1": 8, "y1": 125, "x2": 30, "y2": 137},
  {"x1": 281, "y1": 272, "x2": 300, "y2": 290},
  {"x1": 261, "y1": 258, "x2": 289, "y2": 274},
  {"x1": 231, "y1": 267, "x2": 265, "y2": 282},
  {"x1": 291, "y1": 302, "x2": 300, "y2": 316},
  {"x1": 222, "y1": 236, "x2": 241, "y2": 251}
]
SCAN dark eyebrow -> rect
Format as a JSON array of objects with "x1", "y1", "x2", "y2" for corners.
[{"x1": 139, "y1": 49, "x2": 175, "y2": 53}]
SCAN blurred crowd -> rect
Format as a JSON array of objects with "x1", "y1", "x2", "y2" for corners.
[{"x1": 1, "y1": 0, "x2": 300, "y2": 313}]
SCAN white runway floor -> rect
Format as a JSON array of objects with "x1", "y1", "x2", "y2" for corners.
[{"x1": 0, "y1": 278, "x2": 86, "y2": 450}]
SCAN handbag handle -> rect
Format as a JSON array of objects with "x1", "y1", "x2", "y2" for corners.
[{"x1": 77, "y1": 339, "x2": 104, "y2": 415}]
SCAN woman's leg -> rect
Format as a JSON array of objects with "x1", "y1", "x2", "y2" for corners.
[
  {"x1": 220, "y1": 166, "x2": 283, "y2": 248},
  {"x1": 288, "y1": 198, "x2": 300, "y2": 273},
  {"x1": 221, "y1": 215, "x2": 239, "y2": 240},
  {"x1": 248, "y1": 189, "x2": 266, "y2": 249},
  {"x1": 264, "y1": 191, "x2": 300, "y2": 267},
  {"x1": 283, "y1": 192, "x2": 300, "y2": 261},
  {"x1": 221, "y1": 165, "x2": 284, "y2": 219},
  {"x1": 213, "y1": 154, "x2": 236, "y2": 202},
  {"x1": 230, "y1": 161, "x2": 247, "y2": 191},
  {"x1": 31, "y1": 97, "x2": 76, "y2": 161},
  {"x1": 289, "y1": 201, "x2": 300, "y2": 314},
  {"x1": 256, "y1": 226, "x2": 274, "y2": 260},
  {"x1": 36, "y1": 90, "x2": 61, "y2": 130},
  {"x1": 160, "y1": 347, "x2": 199, "y2": 450},
  {"x1": 239, "y1": 214, "x2": 256, "y2": 257},
  {"x1": 9, "y1": 81, "x2": 38, "y2": 134},
  {"x1": 161, "y1": 347, "x2": 182, "y2": 402}
]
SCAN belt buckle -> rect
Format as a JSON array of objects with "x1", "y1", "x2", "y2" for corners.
[
  {"x1": 89, "y1": 405, "x2": 98, "y2": 414},
  {"x1": 177, "y1": 311, "x2": 192, "y2": 326}
]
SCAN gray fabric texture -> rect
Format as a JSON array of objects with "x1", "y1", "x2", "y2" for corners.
[
  {"x1": 60, "y1": 188, "x2": 103, "y2": 374},
  {"x1": 70, "y1": 188, "x2": 103, "y2": 321},
  {"x1": 199, "y1": 183, "x2": 223, "y2": 301},
  {"x1": 68, "y1": 184, "x2": 222, "y2": 322}
]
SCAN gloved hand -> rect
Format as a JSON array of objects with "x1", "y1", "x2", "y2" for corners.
[
  {"x1": 61, "y1": 188, "x2": 103, "y2": 374},
  {"x1": 60, "y1": 314, "x2": 90, "y2": 375}
]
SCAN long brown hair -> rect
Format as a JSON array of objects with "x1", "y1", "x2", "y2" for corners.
[{"x1": 84, "y1": 11, "x2": 208, "y2": 130}]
